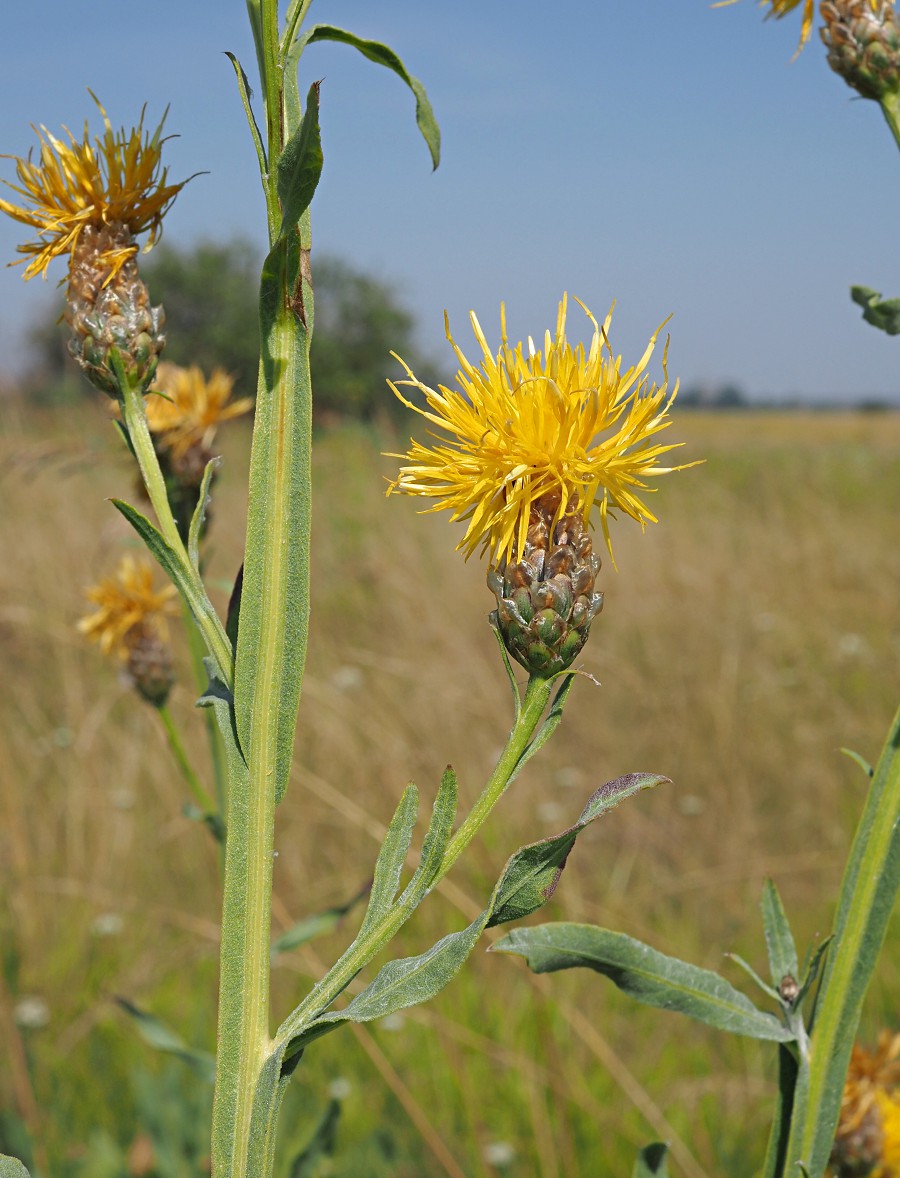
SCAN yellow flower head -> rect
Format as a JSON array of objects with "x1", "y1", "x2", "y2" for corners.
[
  {"x1": 145, "y1": 363, "x2": 254, "y2": 457},
  {"x1": 714, "y1": 0, "x2": 882, "y2": 51},
  {"x1": 0, "y1": 93, "x2": 188, "y2": 282},
  {"x1": 388, "y1": 295, "x2": 689, "y2": 568},
  {"x1": 832, "y1": 1032, "x2": 900, "y2": 1176},
  {"x1": 78, "y1": 555, "x2": 178, "y2": 659}
]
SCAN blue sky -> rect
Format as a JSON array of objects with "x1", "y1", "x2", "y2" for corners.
[{"x1": 1, "y1": 1, "x2": 899, "y2": 402}]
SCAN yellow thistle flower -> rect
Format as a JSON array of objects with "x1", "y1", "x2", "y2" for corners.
[
  {"x1": 145, "y1": 363, "x2": 254, "y2": 458},
  {"x1": 387, "y1": 295, "x2": 688, "y2": 568},
  {"x1": 714, "y1": 0, "x2": 882, "y2": 51},
  {"x1": 832, "y1": 1032, "x2": 900, "y2": 1176},
  {"x1": 78, "y1": 555, "x2": 178, "y2": 659},
  {"x1": 0, "y1": 93, "x2": 187, "y2": 283}
]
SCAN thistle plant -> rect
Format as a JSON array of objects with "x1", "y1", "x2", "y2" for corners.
[
  {"x1": 488, "y1": 6, "x2": 900, "y2": 1177},
  {"x1": 0, "y1": 5, "x2": 693, "y2": 1177}
]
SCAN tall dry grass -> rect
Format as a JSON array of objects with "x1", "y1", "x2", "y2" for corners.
[{"x1": 1, "y1": 396, "x2": 899, "y2": 1175}]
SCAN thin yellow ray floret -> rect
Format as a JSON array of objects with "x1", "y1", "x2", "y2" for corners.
[{"x1": 388, "y1": 295, "x2": 694, "y2": 567}]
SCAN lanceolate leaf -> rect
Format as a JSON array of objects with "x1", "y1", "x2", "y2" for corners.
[
  {"x1": 276, "y1": 82, "x2": 324, "y2": 238},
  {"x1": 188, "y1": 457, "x2": 221, "y2": 571},
  {"x1": 488, "y1": 773, "x2": 666, "y2": 927},
  {"x1": 760, "y1": 879, "x2": 799, "y2": 989},
  {"x1": 271, "y1": 883, "x2": 371, "y2": 959},
  {"x1": 280, "y1": 774, "x2": 664, "y2": 1055},
  {"x1": 786, "y1": 705, "x2": 900, "y2": 1172},
  {"x1": 494, "y1": 924, "x2": 795, "y2": 1042},
  {"x1": 356, "y1": 783, "x2": 419, "y2": 941},
  {"x1": 116, "y1": 998, "x2": 216, "y2": 1083},
  {"x1": 288, "y1": 25, "x2": 440, "y2": 169},
  {"x1": 233, "y1": 207, "x2": 314, "y2": 805},
  {"x1": 399, "y1": 766, "x2": 458, "y2": 901}
]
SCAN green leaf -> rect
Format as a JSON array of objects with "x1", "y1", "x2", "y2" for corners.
[
  {"x1": 232, "y1": 217, "x2": 313, "y2": 805},
  {"x1": 290, "y1": 1099, "x2": 341, "y2": 1177},
  {"x1": 488, "y1": 773, "x2": 667, "y2": 927},
  {"x1": 785, "y1": 705, "x2": 900, "y2": 1171},
  {"x1": 113, "y1": 498, "x2": 233, "y2": 688},
  {"x1": 272, "y1": 884, "x2": 370, "y2": 960},
  {"x1": 797, "y1": 937, "x2": 831, "y2": 1010},
  {"x1": 632, "y1": 1143, "x2": 669, "y2": 1177},
  {"x1": 291, "y1": 25, "x2": 440, "y2": 169},
  {"x1": 761, "y1": 879, "x2": 799, "y2": 988},
  {"x1": 399, "y1": 766, "x2": 458, "y2": 902},
  {"x1": 284, "y1": 775, "x2": 662, "y2": 1054},
  {"x1": 762, "y1": 1044, "x2": 799, "y2": 1178},
  {"x1": 224, "y1": 51, "x2": 267, "y2": 181},
  {"x1": 0, "y1": 1158, "x2": 31, "y2": 1178},
  {"x1": 188, "y1": 457, "x2": 221, "y2": 571},
  {"x1": 850, "y1": 284, "x2": 900, "y2": 334},
  {"x1": 277, "y1": 82, "x2": 324, "y2": 239},
  {"x1": 356, "y1": 783, "x2": 418, "y2": 941},
  {"x1": 490, "y1": 621, "x2": 522, "y2": 723},
  {"x1": 116, "y1": 998, "x2": 215, "y2": 1083},
  {"x1": 494, "y1": 924, "x2": 795, "y2": 1042},
  {"x1": 841, "y1": 746, "x2": 874, "y2": 779}
]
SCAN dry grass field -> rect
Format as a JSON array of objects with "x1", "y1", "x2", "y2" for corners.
[{"x1": 1, "y1": 396, "x2": 899, "y2": 1176}]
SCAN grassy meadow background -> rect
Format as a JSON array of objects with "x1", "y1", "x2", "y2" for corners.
[{"x1": 1, "y1": 393, "x2": 899, "y2": 1176}]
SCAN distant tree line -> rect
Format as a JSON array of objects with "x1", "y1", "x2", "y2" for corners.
[{"x1": 26, "y1": 238, "x2": 440, "y2": 420}]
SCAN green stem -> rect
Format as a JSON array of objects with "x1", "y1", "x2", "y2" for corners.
[
  {"x1": 158, "y1": 703, "x2": 218, "y2": 818},
  {"x1": 275, "y1": 675, "x2": 554, "y2": 1046},
  {"x1": 120, "y1": 375, "x2": 233, "y2": 687}
]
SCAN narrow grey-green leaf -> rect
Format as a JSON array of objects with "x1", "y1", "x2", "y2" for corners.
[
  {"x1": 188, "y1": 457, "x2": 221, "y2": 571},
  {"x1": 400, "y1": 766, "x2": 458, "y2": 902},
  {"x1": 116, "y1": 998, "x2": 215, "y2": 1083},
  {"x1": 0, "y1": 1158, "x2": 31, "y2": 1178},
  {"x1": 761, "y1": 879, "x2": 799, "y2": 988},
  {"x1": 488, "y1": 773, "x2": 667, "y2": 927},
  {"x1": 762, "y1": 1044, "x2": 799, "y2": 1178},
  {"x1": 277, "y1": 82, "x2": 323, "y2": 238},
  {"x1": 113, "y1": 498, "x2": 232, "y2": 687},
  {"x1": 272, "y1": 884, "x2": 370, "y2": 959},
  {"x1": 632, "y1": 1143, "x2": 669, "y2": 1178},
  {"x1": 306, "y1": 911, "x2": 487, "y2": 1042},
  {"x1": 490, "y1": 623, "x2": 522, "y2": 723},
  {"x1": 224, "y1": 51, "x2": 267, "y2": 180},
  {"x1": 233, "y1": 226, "x2": 312, "y2": 804},
  {"x1": 797, "y1": 937, "x2": 831, "y2": 1010},
  {"x1": 786, "y1": 705, "x2": 900, "y2": 1171},
  {"x1": 112, "y1": 498, "x2": 187, "y2": 596},
  {"x1": 290, "y1": 1099, "x2": 341, "y2": 1177},
  {"x1": 356, "y1": 784, "x2": 418, "y2": 941},
  {"x1": 291, "y1": 25, "x2": 440, "y2": 168},
  {"x1": 494, "y1": 924, "x2": 795, "y2": 1042}
]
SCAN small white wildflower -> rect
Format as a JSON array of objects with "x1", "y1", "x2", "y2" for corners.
[{"x1": 13, "y1": 996, "x2": 50, "y2": 1029}]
